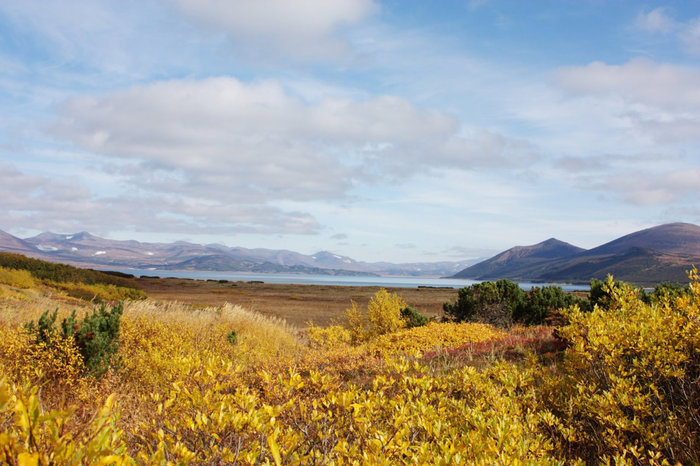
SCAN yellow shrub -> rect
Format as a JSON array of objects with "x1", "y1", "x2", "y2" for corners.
[
  {"x1": 344, "y1": 289, "x2": 407, "y2": 343},
  {"x1": 0, "y1": 266, "x2": 35, "y2": 289},
  {"x1": 344, "y1": 300, "x2": 366, "y2": 343},
  {"x1": 0, "y1": 326, "x2": 87, "y2": 394},
  {"x1": 367, "y1": 288, "x2": 406, "y2": 336},
  {"x1": 550, "y1": 272, "x2": 700, "y2": 464},
  {"x1": 371, "y1": 321, "x2": 506, "y2": 356},
  {"x1": 0, "y1": 379, "x2": 130, "y2": 465},
  {"x1": 306, "y1": 324, "x2": 352, "y2": 349}
]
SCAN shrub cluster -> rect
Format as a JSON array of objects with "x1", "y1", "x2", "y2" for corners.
[
  {"x1": 345, "y1": 288, "x2": 408, "y2": 342},
  {"x1": 0, "y1": 266, "x2": 36, "y2": 289},
  {"x1": 548, "y1": 272, "x2": 700, "y2": 463},
  {"x1": 24, "y1": 303, "x2": 124, "y2": 378},
  {"x1": 0, "y1": 252, "x2": 145, "y2": 301},
  {"x1": 443, "y1": 279, "x2": 589, "y2": 326},
  {"x1": 400, "y1": 305, "x2": 429, "y2": 328}
]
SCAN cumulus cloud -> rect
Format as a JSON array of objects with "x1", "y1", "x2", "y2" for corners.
[
  {"x1": 548, "y1": 58, "x2": 700, "y2": 209},
  {"x1": 52, "y1": 77, "x2": 531, "y2": 200},
  {"x1": 47, "y1": 76, "x2": 540, "y2": 237},
  {"x1": 173, "y1": 0, "x2": 377, "y2": 59},
  {"x1": 552, "y1": 153, "x2": 700, "y2": 208}
]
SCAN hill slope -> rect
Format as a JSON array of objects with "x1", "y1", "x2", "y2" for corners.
[
  {"x1": 0, "y1": 230, "x2": 37, "y2": 254},
  {"x1": 451, "y1": 238, "x2": 585, "y2": 280},
  {"x1": 452, "y1": 223, "x2": 700, "y2": 285}
]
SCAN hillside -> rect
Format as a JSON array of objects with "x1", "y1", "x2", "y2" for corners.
[
  {"x1": 0, "y1": 230, "x2": 35, "y2": 254},
  {"x1": 452, "y1": 238, "x2": 585, "y2": 280},
  {"x1": 568, "y1": 222, "x2": 700, "y2": 257},
  {"x1": 452, "y1": 223, "x2": 700, "y2": 285}
]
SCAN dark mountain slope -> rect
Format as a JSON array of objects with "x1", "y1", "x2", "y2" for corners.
[
  {"x1": 579, "y1": 222, "x2": 700, "y2": 257},
  {"x1": 452, "y1": 238, "x2": 585, "y2": 280},
  {"x1": 539, "y1": 247, "x2": 698, "y2": 285},
  {"x1": 451, "y1": 223, "x2": 700, "y2": 285}
]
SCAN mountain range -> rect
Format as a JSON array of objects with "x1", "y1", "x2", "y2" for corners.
[
  {"x1": 2, "y1": 223, "x2": 698, "y2": 284},
  {"x1": 451, "y1": 222, "x2": 700, "y2": 285},
  {"x1": 0, "y1": 229, "x2": 480, "y2": 277}
]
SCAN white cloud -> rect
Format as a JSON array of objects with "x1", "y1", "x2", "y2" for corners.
[
  {"x1": 633, "y1": 7, "x2": 700, "y2": 56},
  {"x1": 52, "y1": 77, "x2": 532, "y2": 202},
  {"x1": 0, "y1": 161, "x2": 320, "y2": 236},
  {"x1": 555, "y1": 59, "x2": 700, "y2": 145},
  {"x1": 680, "y1": 17, "x2": 700, "y2": 55},
  {"x1": 173, "y1": 0, "x2": 377, "y2": 60},
  {"x1": 634, "y1": 7, "x2": 676, "y2": 34},
  {"x1": 599, "y1": 168, "x2": 700, "y2": 206},
  {"x1": 556, "y1": 58, "x2": 700, "y2": 110},
  {"x1": 47, "y1": 76, "x2": 539, "y2": 239}
]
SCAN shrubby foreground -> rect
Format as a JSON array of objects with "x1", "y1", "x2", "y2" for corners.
[{"x1": 0, "y1": 270, "x2": 698, "y2": 465}]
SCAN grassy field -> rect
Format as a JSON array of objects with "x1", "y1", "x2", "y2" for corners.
[{"x1": 136, "y1": 276, "x2": 458, "y2": 327}]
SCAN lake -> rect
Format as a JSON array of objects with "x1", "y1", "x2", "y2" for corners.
[{"x1": 105, "y1": 268, "x2": 589, "y2": 291}]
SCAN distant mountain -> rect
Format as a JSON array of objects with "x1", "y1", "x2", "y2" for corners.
[
  {"x1": 451, "y1": 223, "x2": 700, "y2": 286},
  {"x1": 452, "y1": 238, "x2": 584, "y2": 280},
  {"x1": 0, "y1": 230, "x2": 36, "y2": 253},
  {"x1": 0, "y1": 229, "x2": 481, "y2": 277}
]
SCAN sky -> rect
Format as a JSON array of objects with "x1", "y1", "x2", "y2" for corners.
[{"x1": 1, "y1": 0, "x2": 700, "y2": 263}]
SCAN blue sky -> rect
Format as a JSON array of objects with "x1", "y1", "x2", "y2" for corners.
[{"x1": 1, "y1": 0, "x2": 699, "y2": 262}]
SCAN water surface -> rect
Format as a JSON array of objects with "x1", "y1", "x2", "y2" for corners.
[{"x1": 105, "y1": 268, "x2": 589, "y2": 291}]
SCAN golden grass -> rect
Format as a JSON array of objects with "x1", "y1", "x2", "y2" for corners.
[{"x1": 0, "y1": 266, "x2": 35, "y2": 289}]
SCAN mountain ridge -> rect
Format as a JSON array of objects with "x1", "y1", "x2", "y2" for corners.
[
  {"x1": 452, "y1": 223, "x2": 700, "y2": 285},
  {"x1": 0, "y1": 229, "x2": 481, "y2": 277}
]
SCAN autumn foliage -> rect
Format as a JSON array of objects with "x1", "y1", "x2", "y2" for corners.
[{"x1": 0, "y1": 273, "x2": 698, "y2": 464}]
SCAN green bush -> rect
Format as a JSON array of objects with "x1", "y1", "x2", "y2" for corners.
[
  {"x1": 445, "y1": 280, "x2": 593, "y2": 326},
  {"x1": 24, "y1": 303, "x2": 124, "y2": 378},
  {"x1": 515, "y1": 286, "x2": 590, "y2": 325},
  {"x1": 443, "y1": 280, "x2": 525, "y2": 326},
  {"x1": 400, "y1": 306, "x2": 428, "y2": 328}
]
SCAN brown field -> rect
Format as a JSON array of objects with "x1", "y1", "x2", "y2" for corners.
[{"x1": 136, "y1": 276, "x2": 458, "y2": 328}]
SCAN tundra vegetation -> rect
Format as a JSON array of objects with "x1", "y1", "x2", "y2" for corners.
[{"x1": 0, "y1": 255, "x2": 698, "y2": 465}]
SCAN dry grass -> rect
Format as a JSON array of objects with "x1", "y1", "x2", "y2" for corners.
[
  {"x1": 0, "y1": 284, "x2": 90, "y2": 326},
  {"x1": 136, "y1": 277, "x2": 458, "y2": 328}
]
